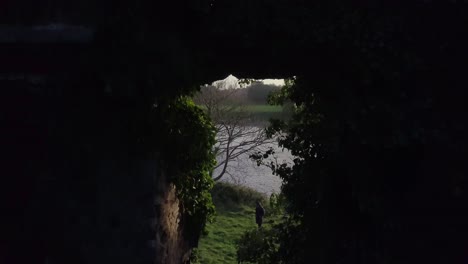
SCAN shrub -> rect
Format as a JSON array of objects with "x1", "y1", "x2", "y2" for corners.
[
  {"x1": 211, "y1": 182, "x2": 268, "y2": 210},
  {"x1": 236, "y1": 228, "x2": 279, "y2": 264}
]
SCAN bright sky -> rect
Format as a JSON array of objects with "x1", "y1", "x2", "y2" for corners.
[
  {"x1": 212, "y1": 74, "x2": 285, "y2": 89},
  {"x1": 262, "y1": 79, "x2": 285, "y2": 86}
]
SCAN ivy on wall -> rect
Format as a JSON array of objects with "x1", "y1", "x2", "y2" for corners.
[{"x1": 155, "y1": 96, "x2": 217, "y2": 240}]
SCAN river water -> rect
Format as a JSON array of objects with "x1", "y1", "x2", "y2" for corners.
[{"x1": 212, "y1": 129, "x2": 293, "y2": 196}]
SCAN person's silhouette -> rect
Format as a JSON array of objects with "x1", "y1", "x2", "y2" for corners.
[{"x1": 255, "y1": 201, "x2": 265, "y2": 228}]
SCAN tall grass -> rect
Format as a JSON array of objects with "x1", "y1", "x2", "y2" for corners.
[{"x1": 211, "y1": 182, "x2": 268, "y2": 211}]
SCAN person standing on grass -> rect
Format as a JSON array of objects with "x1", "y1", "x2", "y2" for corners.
[{"x1": 255, "y1": 201, "x2": 265, "y2": 228}]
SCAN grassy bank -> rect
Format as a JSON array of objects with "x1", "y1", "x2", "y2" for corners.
[
  {"x1": 194, "y1": 183, "x2": 275, "y2": 264},
  {"x1": 197, "y1": 104, "x2": 288, "y2": 123},
  {"x1": 243, "y1": 105, "x2": 282, "y2": 113}
]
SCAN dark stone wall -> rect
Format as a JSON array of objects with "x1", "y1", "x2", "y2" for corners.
[
  {"x1": 0, "y1": 21, "x2": 206, "y2": 263},
  {"x1": 1, "y1": 72, "x2": 162, "y2": 263}
]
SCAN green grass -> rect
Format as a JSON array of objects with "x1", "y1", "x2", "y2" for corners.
[
  {"x1": 244, "y1": 105, "x2": 284, "y2": 122},
  {"x1": 243, "y1": 105, "x2": 282, "y2": 113},
  {"x1": 196, "y1": 205, "x2": 257, "y2": 264},
  {"x1": 195, "y1": 183, "x2": 277, "y2": 264},
  {"x1": 197, "y1": 104, "x2": 282, "y2": 113},
  {"x1": 196, "y1": 104, "x2": 288, "y2": 123}
]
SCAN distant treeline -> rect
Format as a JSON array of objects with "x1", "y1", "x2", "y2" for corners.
[{"x1": 205, "y1": 81, "x2": 281, "y2": 105}]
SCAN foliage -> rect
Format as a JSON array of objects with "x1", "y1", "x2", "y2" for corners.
[
  {"x1": 236, "y1": 228, "x2": 279, "y2": 264},
  {"x1": 189, "y1": 248, "x2": 200, "y2": 263},
  {"x1": 155, "y1": 97, "x2": 217, "y2": 239},
  {"x1": 246, "y1": 81, "x2": 281, "y2": 104},
  {"x1": 267, "y1": 77, "x2": 295, "y2": 107},
  {"x1": 238, "y1": 78, "x2": 255, "y2": 88},
  {"x1": 211, "y1": 182, "x2": 268, "y2": 210},
  {"x1": 268, "y1": 193, "x2": 286, "y2": 216},
  {"x1": 246, "y1": 3, "x2": 468, "y2": 263}
]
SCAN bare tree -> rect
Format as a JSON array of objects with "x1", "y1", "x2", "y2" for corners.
[{"x1": 194, "y1": 85, "x2": 276, "y2": 182}]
